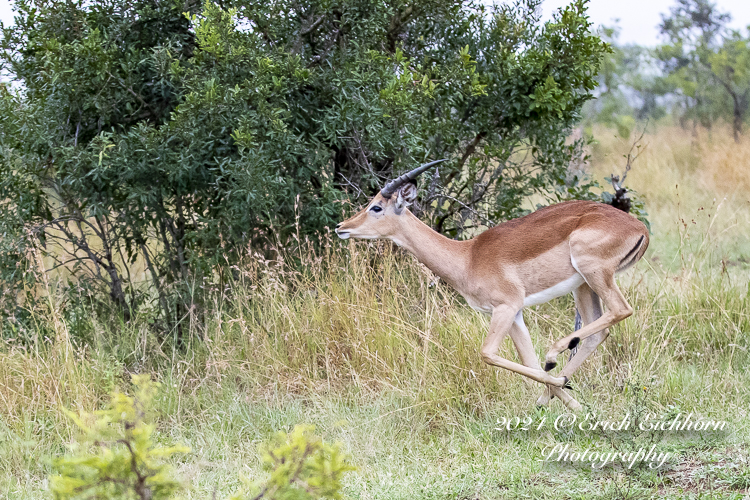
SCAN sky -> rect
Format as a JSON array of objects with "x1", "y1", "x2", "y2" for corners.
[
  {"x1": 0, "y1": 0, "x2": 748, "y2": 47},
  {"x1": 542, "y1": 0, "x2": 749, "y2": 46}
]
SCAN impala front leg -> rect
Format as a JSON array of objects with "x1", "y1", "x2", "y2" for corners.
[
  {"x1": 510, "y1": 312, "x2": 582, "y2": 411},
  {"x1": 481, "y1": 305, "x2": 568, "y2": 387}
]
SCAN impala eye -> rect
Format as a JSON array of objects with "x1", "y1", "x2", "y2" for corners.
[{"x1": 370, "y1": 205, "x2": 382, "y2": 213}]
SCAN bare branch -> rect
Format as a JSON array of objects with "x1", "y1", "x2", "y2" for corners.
[
  {"x1": 336, "y1": 171, "x2": 366, "y2": 198},
  {"x1": 300, "y1": 14, "x2": 325, "y2": 36},
  {"x1": 444, "y1": 132, "x2": 486, "y2": 186},
  {"x1": 424, "y1": 191, "x2": 496, "y2": 227}
]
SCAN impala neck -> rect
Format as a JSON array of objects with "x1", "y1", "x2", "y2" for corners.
[{"x1": 390, "y1": 210, "x2": 472, "y2": 292}]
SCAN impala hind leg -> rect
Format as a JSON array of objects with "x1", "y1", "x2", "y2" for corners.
[
  {"x1": 510, "y1": 312, "x2": 582, "y2": 411},
  {"x1": 569, "y1": 309, "x2": 582, "y2": 359},
  {"x1": 536, "y1": 284, "x2": 604, "y2": 406},
  {"x1": 544, "y1": 232, "x2": 644, "y2": 370},
  {"x1": 481, "y1": 305, "x2": 568, "y2": 387},
  {"x1": 560, "y1": 284, "x2": 607, "y2": 377},
  {"x1": 543, "y1": 273, "x2": 632, "y2": 370}
]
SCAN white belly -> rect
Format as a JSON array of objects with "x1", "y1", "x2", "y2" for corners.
[{"x1": 523, "y1": 274, "x2": 584, "y2": 307}]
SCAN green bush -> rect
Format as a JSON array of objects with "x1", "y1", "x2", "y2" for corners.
[
  {"x1": 0, "y1": 0, "x2": 609, "y2": 328},
  {"x1": 50, "y1": 374, "x2": 354, "y2": 500},
  {"x1": 230, "y1": 425, "x2": 355, "y2": 500},
  {"x1": 50, "y1": 374, "x2": 189, "y2": 500}
]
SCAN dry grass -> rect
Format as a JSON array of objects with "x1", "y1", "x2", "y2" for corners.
[
  {"x1": 1, "y1": 125, "x2": 750, "y2": 499},
  {"x1": 590, "y1": 124, "x2": 750, "y2": 270}
]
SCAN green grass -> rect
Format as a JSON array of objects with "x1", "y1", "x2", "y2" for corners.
[{"x1": 1, "y1": 126, "x2": 750, "y2": 499}]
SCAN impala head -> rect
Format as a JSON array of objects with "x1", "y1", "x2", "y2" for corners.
[{"x1": 335, "y1": 159, "x2": 446, "y2": 240}]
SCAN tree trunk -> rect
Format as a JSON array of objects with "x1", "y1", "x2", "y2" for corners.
[
  {"x1": 717, "y1": 78, "x2": 743, "y2": 143},
  {"x1": 105, "y1": 264, "x2": 131, "y2": 322},
  {"x1": 733, "y1": 95, "x2": 742, "y2": 143},
  {"x1": 141, "y1": 244, "x2": 170, "y2": 326}
]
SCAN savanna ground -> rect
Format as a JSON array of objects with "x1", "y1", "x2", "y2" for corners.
[{"x1": 1, "y1": 125, "x2": 750, "y2": 499}]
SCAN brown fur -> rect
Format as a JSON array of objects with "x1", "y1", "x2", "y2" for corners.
[{"x1": 337, "y1": 190, "x2": 649, "y2": 410}]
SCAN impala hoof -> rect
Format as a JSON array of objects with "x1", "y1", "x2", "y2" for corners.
[
  {"x1": 536, "y1": 393, "x2": 552, "y2": 406},
  {"x1": 565, "y1": 398, "x2": 583, "y2": 412}
]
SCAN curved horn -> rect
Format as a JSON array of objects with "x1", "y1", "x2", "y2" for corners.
[{"x1": 380, "y1": 159, "x2": 448, "y2": 198}]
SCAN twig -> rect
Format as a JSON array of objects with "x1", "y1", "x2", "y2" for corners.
[
  {"x1": 424, "y1": 192, "x2": 495, "y2": 227},
  {"x1": 614, "y1": 122, "x2": 649, "y2": 189},
  {"x1": 336, "y1": 171, "x2": 366, "y2": 198}
]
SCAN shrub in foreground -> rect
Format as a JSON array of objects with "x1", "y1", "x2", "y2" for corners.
[{"x1": 50, "y1": 374, "x2": 354, "y2": 500}]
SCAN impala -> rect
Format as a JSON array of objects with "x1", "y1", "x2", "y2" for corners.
[{"x1": 335, "y1": 160, "x2": 649, "y2": 410}]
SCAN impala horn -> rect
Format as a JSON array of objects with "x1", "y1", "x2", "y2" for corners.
[{"x1": 380, "y1": 159, "x2": 448, "y2": 198}]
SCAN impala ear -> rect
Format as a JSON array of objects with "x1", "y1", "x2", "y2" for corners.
[{"x1": 394, "y1": 182, "x2": 418, "y2": 214}]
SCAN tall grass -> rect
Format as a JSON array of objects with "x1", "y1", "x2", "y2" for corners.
[{"x1": 1, "y1": 125, "x2": 749, "y2": 499}]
